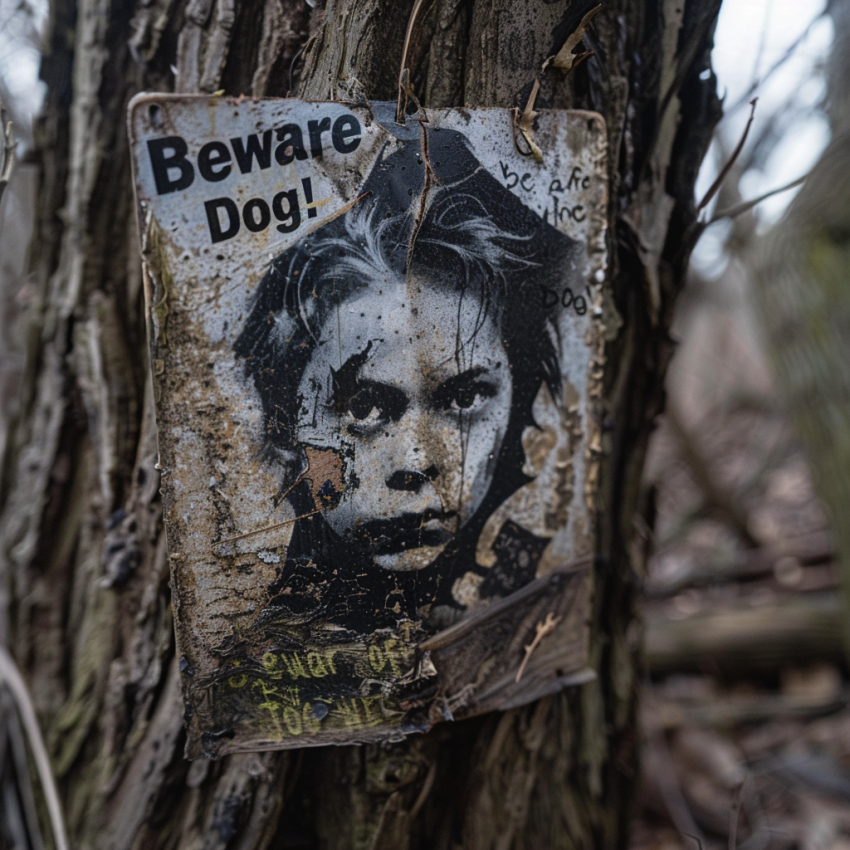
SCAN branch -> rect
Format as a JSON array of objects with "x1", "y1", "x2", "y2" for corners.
[
  {"x1": 646, "y1": 529, "x2": 833, "y2": 599},
  {"x1": 707, "y1": 172, "x2": 809, "y2": 224},
  {"x1": 727, "y1": 11, "x2": 825, "y2": 115},
  {"x1": 213, "y1": 509, "x2": 319, "y2": 548},
  {"x1": 395, "y1": 0, "x2": 431, "y2": 123},
  {"x1": 697, "y1": 98, "x2": 757, "y2": 212},
  {"x1": 515, "y1": 612, "x2": 560, "y2": 682},
  {"x1": 0, "y1": 648, "x2": 69, "y2": 850},
  {"x1": 513, "y1": 4, "x2": 601, "y2": 162},
  {"x1": 0, "y1": 95, "x2": 15, "y2": 209},
  {"x1": 512, "y1": 78, "x2": 543, "y2": 162},
  {"x1": 645, "y1": 591, "x2": 845, "y2": 677}
]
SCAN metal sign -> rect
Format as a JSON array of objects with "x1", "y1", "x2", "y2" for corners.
[{"x1": 129, "y1": 96, "x2": 607, "y2": 757}]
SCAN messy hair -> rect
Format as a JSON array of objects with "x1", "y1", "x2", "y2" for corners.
[{"x1": 235, "y1": 187, "x2": 563, "y2": 459}]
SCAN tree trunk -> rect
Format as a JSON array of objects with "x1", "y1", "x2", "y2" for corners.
[{"x1": 0, "y1": 1, "x2": 721, "y2": 848}]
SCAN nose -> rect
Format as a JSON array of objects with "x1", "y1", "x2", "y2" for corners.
[{"x1": 385, "y1": 466, "x2": 438, "y2": 492}]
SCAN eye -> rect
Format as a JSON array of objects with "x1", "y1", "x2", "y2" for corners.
[
  {"x1": 344, "y1": 381, "x2": 409, "y2": 432},
  {"x1": 452, "y1": 384, "x2": 484, "y2": 410},
  {"x1": 432, "y1": 368, "x2": 499, "y2": 414},
  {"x1": 349, "y1": 389, "x2": 377, "y2": 420},
  {"x1": 448, "y1": 382, "x2": 496, "y2": 412}
]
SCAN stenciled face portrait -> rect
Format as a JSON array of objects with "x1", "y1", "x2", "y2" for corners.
[
  {"x1": 234, "y1": 126, "x2": 586, "y2": 634},
  {"x1": 295, "y1": 275, "x2": 513, "y2": 572}
]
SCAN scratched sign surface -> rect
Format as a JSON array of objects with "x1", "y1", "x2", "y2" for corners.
[{"x1": 129, "y1": 96, "x2": 607, "y2": 757}]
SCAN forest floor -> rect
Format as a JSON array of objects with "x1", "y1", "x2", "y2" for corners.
[{"x1": 629, "y1": 265, "x2": 850, "y2": 850}]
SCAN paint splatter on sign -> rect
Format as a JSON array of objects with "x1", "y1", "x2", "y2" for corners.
[{"x1": 129, "y1": 96, "x2": 607, "y2": 757}]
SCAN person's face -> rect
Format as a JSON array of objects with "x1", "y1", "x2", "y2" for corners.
[{"x1": 295, "y1": 275, "x2": 512, "y2": 570}]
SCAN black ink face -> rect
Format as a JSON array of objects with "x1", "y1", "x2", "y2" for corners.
[
  {"x1": 235, "y1": 127, "x2": 581, "y2": 627},
  {"x1": 295, "y1": 279, "x2": 513, "y2": 571}
]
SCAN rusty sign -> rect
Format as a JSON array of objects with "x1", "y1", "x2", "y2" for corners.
[{"x1": 129, "y1": 95, "x2": 607, "y2": 758}]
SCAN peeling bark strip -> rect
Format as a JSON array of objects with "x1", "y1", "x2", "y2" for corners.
[
  {"x1": 0, "y1": 97, "x2": 14, "y2": 207},
  {"x1": 0, "y1": 0, "x2": 721, "y2": 845},
  {"x1": 129, "y1": 95, "x2": 605, "y2": 756}
]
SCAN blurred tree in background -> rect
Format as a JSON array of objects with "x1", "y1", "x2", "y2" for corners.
[{"x1": 754, "y1": 0, "x2": 850, "y2": 652}]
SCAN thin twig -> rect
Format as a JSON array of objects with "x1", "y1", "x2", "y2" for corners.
[
  {"x1": 747, "y1": 0, "x2": 773, "y2": 109},
  {"x1": 288, "y1": 44, "x2": 305, "y2": 95},
  {"x1": 513, "y1": 78, "x2": 543, "y2": 162},
  {"x1": 0, "y1": 96, "x2": 15, "y2": 209},
  {"x1": 409, "y1": 759, "x2": 437, "y2": 820},
  {"x1": 214, "y1": 510, "x2": 320, "y2": 547},
  {"x1": 698, "y1": 98, "x2": 758, "y2": 212},
  {"x1": 727, "y1": 12, "x2": 825, "y2": 115},
  {"x1": 515, "y1": 612, "x2": 560, "y2": 683},
  {"x1": 1, "y1": 688, "x2": 45, "y2": 850},
  {"x1": 395, "y1": 0, "x2": 431, "y2": 123},
  {"x1": 707, "y1": 172, "x2": 809, "y2": 224},
  {"x1": 0, "y1": 648, "x2": 69, "y2": 850},
  {"x1": 302, "y1": 191, "x2": 370, "y2": 237},
  {"x1": 513, "y1": 3, "x2": 601, "y2": 163},
  {"x1": 273, "y1": 461, "x2": 310, "y2": 508},
  {"x1": 736, "y1": 106, "x2": 783, "y2": 175},
  {"x1": 398, "y1": 68, "x2": 424, "y2": 124},
  {"x1": 511, "y1": 107, "x2": 534, "y2": 158}
]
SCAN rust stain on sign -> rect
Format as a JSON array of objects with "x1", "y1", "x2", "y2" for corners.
[
  {"x1": 128, "y1": 95, "x2": 608, "y2": 758},
  {"x1": 303, "y1": 446, "x2": 345, "y2": 511}
]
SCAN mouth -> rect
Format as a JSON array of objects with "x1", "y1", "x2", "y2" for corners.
[{"x1": 351, "y1": 509, "x2": 457, "y2": 556}]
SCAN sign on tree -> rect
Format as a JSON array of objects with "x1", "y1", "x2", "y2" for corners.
[{"x1": 129, "y1": 96, "x2": 606, "y2": 757}]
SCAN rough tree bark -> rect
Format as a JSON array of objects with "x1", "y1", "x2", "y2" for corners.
[{"x1": 0, "y1": 1, "x2": 721, "y2": 848}]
